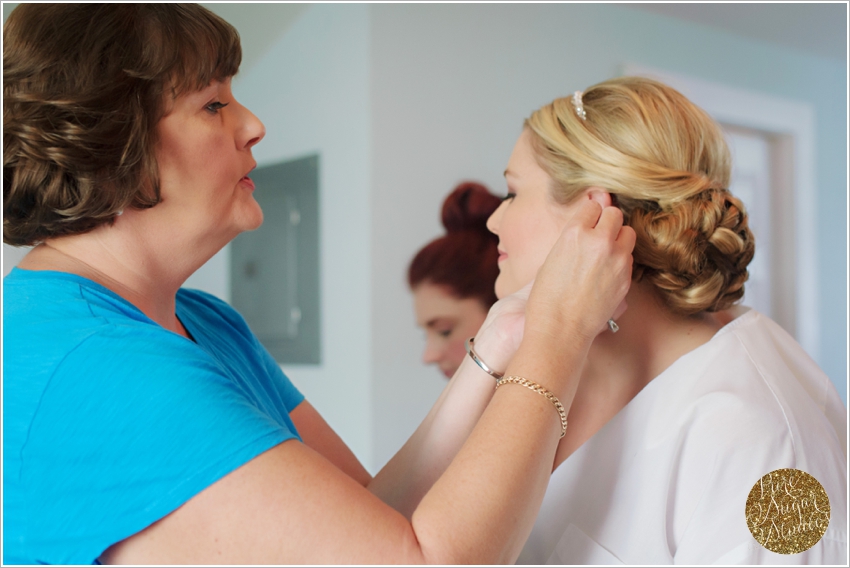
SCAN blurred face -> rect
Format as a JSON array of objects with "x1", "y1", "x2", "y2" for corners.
[
  {"x1": 487, "y1": 129, "x2": 586, "y2": 298},
  {"x1": 155, "y1": 77, "x2": 266, "y2": 246},
  {"x1": 412, "y1": 282, "x2": 490, "y2": 379}
]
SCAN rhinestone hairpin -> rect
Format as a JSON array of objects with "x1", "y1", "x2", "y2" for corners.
[{"x1": 572, "y1": 90, "x2": 587, "y2": 120}]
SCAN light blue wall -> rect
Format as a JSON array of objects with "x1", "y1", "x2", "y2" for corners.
[
  {"x1": 231, "y1": 4, "x2": 375, "y2": 466},
  {"x1": 594, "y1": 4, "x2": 847, "y2": 396},
  {"x1": 367, "y1": 3, "x2": 847, "y2": 468},
  {"x1": 6, "y1": 3, "x2": 841, "y2": 472}
]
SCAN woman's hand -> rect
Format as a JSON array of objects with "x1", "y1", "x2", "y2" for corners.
[
  {"x1": 469, "y1": 281, "x2": 532, "y2": 376},
  {"x1": 525, "y1": 201, "x2": 636, "y2": 343},
  {"x1": 470, "y1": 202, "x2": 634, "y2": 375}
]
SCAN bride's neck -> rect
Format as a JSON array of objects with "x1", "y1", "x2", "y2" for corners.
[
  {"x1": 587, "y1": 282, "x2": 722, "y2": 389},
  {"x1": 553, "y1": 280, "x2": 723, "y2": 468}
]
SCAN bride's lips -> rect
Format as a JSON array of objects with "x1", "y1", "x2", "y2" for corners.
[{"x1": 497, "y1": 249, "x2": 507, "y2": 262}]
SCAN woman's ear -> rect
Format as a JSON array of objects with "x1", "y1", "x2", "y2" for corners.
[{"x1": 585, "y1": 186, "x2": 612, "y2": 208}]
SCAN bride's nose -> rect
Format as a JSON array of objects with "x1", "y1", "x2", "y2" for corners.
[{"x1": 486, "y1": 202, "x2": 505, "y2": 235}]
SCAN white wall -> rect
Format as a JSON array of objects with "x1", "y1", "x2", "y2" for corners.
[
  {"x1": 3, "y1": 244, "x2": 30, "y2": 277},
  {"x1": 366, "y1": 3, "x2": 847, "y2": 469},
  {"x1": 229, "y1": 4, "x2": 374, "y2": 466},
  {"x1": 4, "y1": 3, "x2": 844, "y2": 474}
]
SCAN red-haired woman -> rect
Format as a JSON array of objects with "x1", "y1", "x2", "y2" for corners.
[{"x1": 408, "y1": 182, "x2": 501, "y2": 378}]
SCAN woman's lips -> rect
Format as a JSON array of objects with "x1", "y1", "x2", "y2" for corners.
[
  {"x1": 497, "y1": 250, "x2": 507, "y2": 262},
  {"x1": 239, "y1": 176, "x2": 255, "y2": 191}
]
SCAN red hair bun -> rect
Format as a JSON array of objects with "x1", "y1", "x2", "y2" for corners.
[{"x1": 408, "y1": 182, "x2": 501, "y2": 307}]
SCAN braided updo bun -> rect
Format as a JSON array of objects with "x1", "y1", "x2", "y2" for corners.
[
  {"x1": 408, "y1": 182, "x2": 501, "y2": 308},
  {"x1": 525, "y1": 76, "x2": 754, "y2": 315}
]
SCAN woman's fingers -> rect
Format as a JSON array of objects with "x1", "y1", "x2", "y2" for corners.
[
  {"x1": 574, "y1": 199, "x2": 604, "y2": 229},
  {"x1": 575, "y1": 199, "x2": 629, "y2": 242},
  {"x1": 472, "y1": 279, "x2": 534, "y2": 373},
  {"x1": 594, "y1": 204, "x2": 625, "y2": 239},
  {"x1": 617, "y1": 223, "x2": 636, "y2": 247},
  {"x1": 524, "y1": 200, "x2": 636, "y2": 340}
]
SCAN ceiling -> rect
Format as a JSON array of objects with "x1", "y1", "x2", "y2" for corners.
[
  {"x1": 200, "y1": 3, "x2": 309, "y2": 74},
  {"x1": 196, "y1": 3, "x2": 848, "y2": 74},
  {"x1": 3, "y1": 2, "x2": 846, "y2": 71},
  {"x1": 626, "y1": 2, "x2": 846, "y2": 62}
]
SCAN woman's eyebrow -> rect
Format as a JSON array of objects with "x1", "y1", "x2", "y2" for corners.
[
  {"x1": 504, "y1": 168, "x2": 520, "y2": 180},
  {"x1": 426, "y1": 317, "x2": 455, "y2": 329}
]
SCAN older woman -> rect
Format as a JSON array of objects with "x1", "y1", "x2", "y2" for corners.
[
  {"x1": 2, "y1": 4, "x2": 633, "y2": 564},
  {"x1": 486, "y1": 78, "x2": 846, "y2": 564}
]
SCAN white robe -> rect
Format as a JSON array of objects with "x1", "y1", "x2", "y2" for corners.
[{"x1": 517, "y1": 308, "x2": 847, "y2": 564}]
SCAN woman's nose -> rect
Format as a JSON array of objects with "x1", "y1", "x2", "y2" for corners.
[
  {"x1": 422, "y1": 342, "x2": 442, "y2": 365},
  {"x1": 236, "y1": 102, "x2": 265, "y2": 150},
  {"x1": 486, "y1": 202, "x2": 504, "y2": 235}
]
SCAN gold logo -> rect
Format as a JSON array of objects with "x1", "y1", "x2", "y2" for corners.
[{"x1": 745, "y1": 468, "x2": 830, "y2": 554}]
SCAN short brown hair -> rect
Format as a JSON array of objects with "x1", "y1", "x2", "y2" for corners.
[
  {"x1": 3, "y1": 3, "x2": 242, "y2": 246},
  {"x1": 526, "y1": 77, "x2": 755, "y2": 315}
]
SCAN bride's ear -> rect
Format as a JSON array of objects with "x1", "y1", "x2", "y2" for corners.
[{"x1": 585, "y1": 187, "x2": 612, "y2": 208}]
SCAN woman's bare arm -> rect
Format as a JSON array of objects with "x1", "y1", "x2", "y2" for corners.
[
  {"x1": 290, "y1": 400, "x2": 373, "y2": 486},
  {"x1": 101, "y1": 333, "x2": 582, "y2": 565},
  {"x1": 293, "y1": 275, "x2": 535, "y2": 519},
  {"x1": 365, "y1": 333, "x2": 509, "y2": 518},
  {"x1": 289, "y1": 281, "x2": 529, "y2": 517},
  {"x1": 101, "y1": 202, "x2": 635, "y2": 564}
]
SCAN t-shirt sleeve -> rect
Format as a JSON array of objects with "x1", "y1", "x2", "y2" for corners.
[
  {"x1": 20, "y1": 326, "x2": 298, "y2": 565},
  {"x1": 246, "y1": 307, "x2": 306, "y2": 414},
  {"x1": 178, "y1": 288, "x2": 305, "y2": 415}
]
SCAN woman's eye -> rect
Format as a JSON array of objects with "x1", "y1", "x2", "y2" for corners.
[
  {"x1": 205, "y1": 101, "x2": 229, "y2": 114},
  {"x1": 502, "y1": 192, "x2": 516, "y2": 202},
  {"x1": 438, "y1": 329, "x2": 452, "y2": 338}
]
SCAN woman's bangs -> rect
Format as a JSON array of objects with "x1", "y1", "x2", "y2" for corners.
[{"x1": 165, "y1": 9, "x2": 242, "y2": 96}]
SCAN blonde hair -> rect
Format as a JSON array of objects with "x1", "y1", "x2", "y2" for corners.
[{"x1": 526, "y1": 76, "x2": 754, "y2": 315}]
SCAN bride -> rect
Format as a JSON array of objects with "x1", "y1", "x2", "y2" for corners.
[{"x1": 484, "y1": 76, "x2": 846, "y2": 564}]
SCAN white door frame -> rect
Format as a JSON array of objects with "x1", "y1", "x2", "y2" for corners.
[{"x1": 622, "y1": 64, "x2": 819, "y2": 362}]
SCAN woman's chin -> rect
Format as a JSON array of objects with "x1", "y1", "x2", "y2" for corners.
[
  {"x1": 495, "y1": 273, "x2": 536, "y2": 300},
  {"x1": 494, "y1": 275, "x2": 517, "y2": 300},
  {"x1": 236, "y1": 205, "x2": 264, "y2": 233}
]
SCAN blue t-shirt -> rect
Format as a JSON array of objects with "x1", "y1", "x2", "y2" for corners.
[{"x1": 3, "y1": 268, "x2": 305, "y2": 565}]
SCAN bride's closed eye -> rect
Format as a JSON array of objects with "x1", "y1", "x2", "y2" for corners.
[{"x1": 502, "y1": 192, "x2": 516, "y2": 202}]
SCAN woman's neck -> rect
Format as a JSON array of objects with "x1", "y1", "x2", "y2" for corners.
[
  {"x1": 553, "y1": 280, "x2": 723, "y2": 469},
  {"x1": 18, "y1": 214, "x2": 208, "y2": 335}
]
